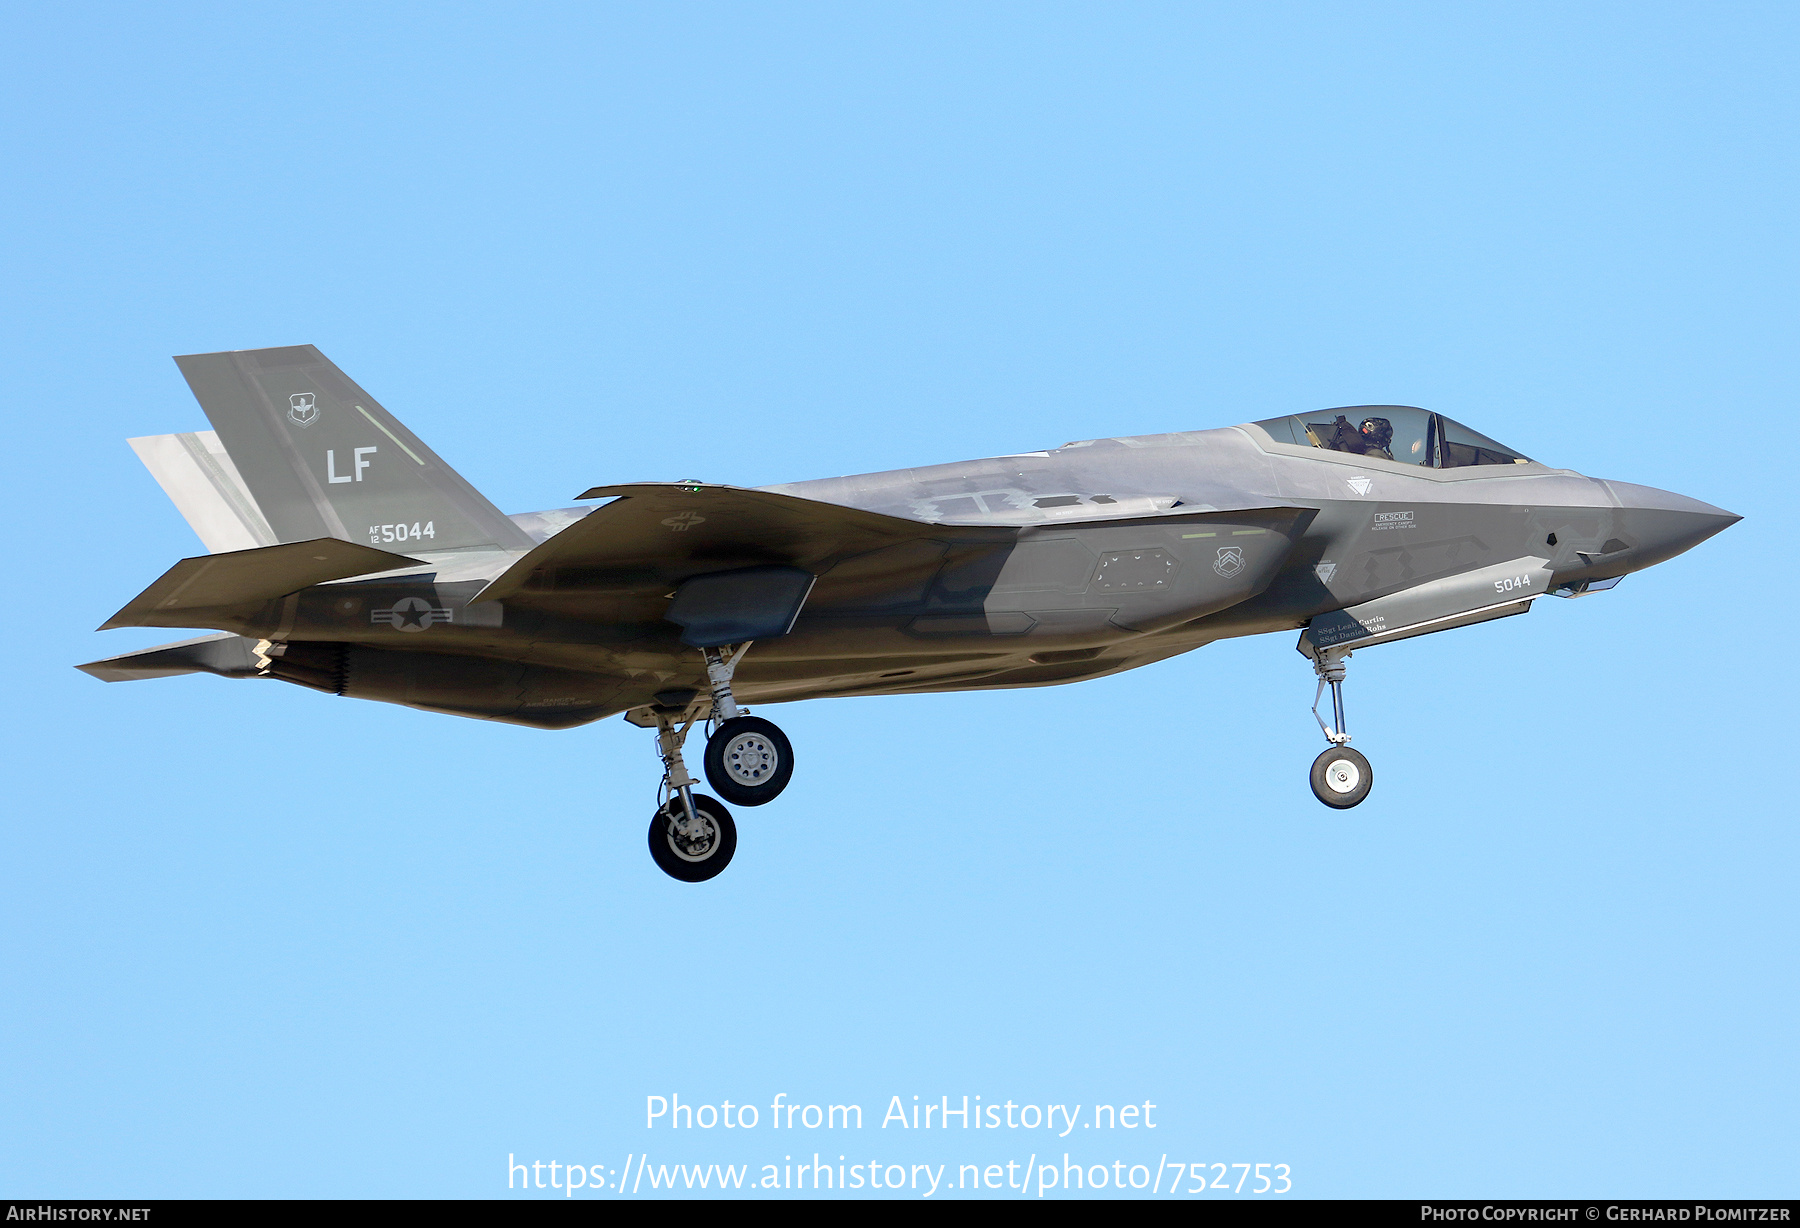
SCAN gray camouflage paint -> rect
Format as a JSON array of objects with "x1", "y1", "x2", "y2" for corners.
[{"x1": 81, "y1": 348, "x2": 1739, "y2": 731}]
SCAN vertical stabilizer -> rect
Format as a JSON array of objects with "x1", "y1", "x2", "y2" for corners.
[
  {"x1": 129, "y1": 430, "x2": 278, "y2": 553},
  {"x1": 172, "y1": 346, "x2": 534, "y2": 553}
]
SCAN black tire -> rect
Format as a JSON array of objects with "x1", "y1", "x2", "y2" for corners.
[
  {"x1": 648, "y1": 794, "x2": 737, "y2": 882},
  {"x1": 703, "y1": 716, "x2": 794, "y2": 806},
  {"x1": 1310, "y1": 745, "x2": 1373, "y2": 809}
]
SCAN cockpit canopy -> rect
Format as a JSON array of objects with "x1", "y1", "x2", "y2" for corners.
[{"x1": 1252, "y1": 406, "x2": 1532, "y2": 469}]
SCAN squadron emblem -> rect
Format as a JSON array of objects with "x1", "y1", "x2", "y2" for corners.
[
  {"x1": 287, "y1": 393, "x2": 319, "y2": 427},
  {"x1": 1213, "y1": 546, "x2": 1245, "y2": 578}
]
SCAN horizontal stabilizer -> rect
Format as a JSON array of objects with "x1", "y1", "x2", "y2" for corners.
[
  {"x1": 1300, "y1": 556, "x2": 1553, "y2": 658},
  {"x1": 101, "y1": 537, "x2": 426, "y2": 630},
  {"x1": 77, "y1": 633, "x2": 260, "y2": 682}
]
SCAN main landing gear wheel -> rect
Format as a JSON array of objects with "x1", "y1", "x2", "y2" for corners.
[
  {"x1": 703, "y1": 716, "x2": 793, "y2": 806},
  {"x1": 1310, "y1": 746, "x2": 1373, "y2": 809},
  {"x1": 648, "y1": 794, "x2": 737, "y2": 882}
]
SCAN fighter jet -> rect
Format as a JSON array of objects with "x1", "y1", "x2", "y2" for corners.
[{"x1": 82, "y1": 346, "x2": 1738, "y2": 881}]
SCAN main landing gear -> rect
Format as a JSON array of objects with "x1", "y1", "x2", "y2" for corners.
[
  {"x1": 700, "y1": 645, "x2": 793, "y2": 807},
  {"x1": 642, "y1": 643, "x2": 794, "y2": 882},
  {"x1": 1306, "y1": 645, "x2": 1373, "y2": 809},
  {"x1": 648, "y1": 791, "x2": 737, "y2": 883},
  {"x1": 647, "y1": 710, "x2": 737, "y2": 882}
]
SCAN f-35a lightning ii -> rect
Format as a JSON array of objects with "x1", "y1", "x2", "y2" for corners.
[{"x1": 83, "y1": 346, "x2": 1738, "y2": 881}]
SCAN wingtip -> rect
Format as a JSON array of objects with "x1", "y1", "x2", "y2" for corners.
[{"x1": 74, "y1": 660, "x2": 122, "y2": 681}]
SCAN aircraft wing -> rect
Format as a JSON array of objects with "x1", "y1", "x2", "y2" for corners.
[
  {"x1": 473, "y1": 483, "x2": 1002, "y2": 609},
  {"x1": 478, "y1": 483, "x2": 1316, "y2": 643}
]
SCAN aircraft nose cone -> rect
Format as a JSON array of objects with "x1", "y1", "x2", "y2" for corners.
[{"x1": 1600, "y1": 481, "x2": 1741, "y2": 571}]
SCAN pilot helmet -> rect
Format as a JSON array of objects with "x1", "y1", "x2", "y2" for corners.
[{"x1": 1360, "y1": 417, "x2": 1394, "y2": 449}]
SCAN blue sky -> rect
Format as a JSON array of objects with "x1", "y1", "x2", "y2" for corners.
[{"x1": 2, "y1": 2, "x2": 1793, "y2": 1199}]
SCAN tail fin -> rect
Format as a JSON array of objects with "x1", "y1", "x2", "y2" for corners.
[
  {"x1": 129, "y1": 429, "x2": 279, "y2": 553},
  {"x1": 172, "y1": 346, "x2": 533, "y2": 553}
]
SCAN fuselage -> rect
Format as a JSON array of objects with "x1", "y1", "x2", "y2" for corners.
[{"x1": 247, "y1": 412, "x2": 1735, "y2": 728}]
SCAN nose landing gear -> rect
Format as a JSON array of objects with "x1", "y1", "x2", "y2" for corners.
[
  {"x1": 1306, "y1": 645, "x2": 1373, "y2": 808},
  {"x1": 1311, "y1": 744, "x2": 1372, "y2": 808}
]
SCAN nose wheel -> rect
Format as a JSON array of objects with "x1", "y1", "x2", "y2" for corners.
[
  {"x1": 1302, "y1": 642, "x2": 1374, "y2": 809},
  {"x1": 1310, "y1": 745, "x2": 1373, "y2": 808}
]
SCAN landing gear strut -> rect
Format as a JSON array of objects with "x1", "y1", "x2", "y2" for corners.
[
  {"x1": 634, "y1": 641, "x2": 797, "y2": 880},
  {"x1": 648, "y1": 792, "x2": 736, "y2": 882},
  {"x1": 647, "y1": 710, "x2": 736, "y2": 882},
  {"x1": 699, "y1": 644, "x2": 794, "y2": 807},
  {"x1": 1307, "y1": 645, "x2": 1373, "y2": 809}
]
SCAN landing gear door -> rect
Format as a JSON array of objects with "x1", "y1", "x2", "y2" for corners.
[
  {"x1": 666, "y1": 565, "x2": 818, "y2": 649},
  {"x1": 1299, "y1": 555, "x2": 1553, "y2": 660}
]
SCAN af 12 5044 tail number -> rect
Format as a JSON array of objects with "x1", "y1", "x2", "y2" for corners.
[
  {"x1": 1494, "y1": 574, "x2": 1534, "y2": 594},
  {"x1": 369, "y1": 522, "x2": 435, "y2": 545}
]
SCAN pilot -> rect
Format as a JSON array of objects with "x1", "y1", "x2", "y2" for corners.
[
  {"x1": 1357, "y1": 416, "x2": 1394, "y2": 460},
  {"x1": 1322, "y1": 414, "x2": 1396, "y2": 460}
]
